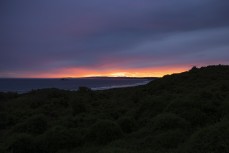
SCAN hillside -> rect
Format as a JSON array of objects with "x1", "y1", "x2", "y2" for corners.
[{"x1": 0, "y1": 65, "x2": 229, "y2": 153}]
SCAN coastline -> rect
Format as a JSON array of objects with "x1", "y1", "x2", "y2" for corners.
[
  {"x1": 91, "y1": 80, "x2": 151, "y2": 90},
  {"x1": 0, "y1": 78, "x2": 152, "y2": 94}
]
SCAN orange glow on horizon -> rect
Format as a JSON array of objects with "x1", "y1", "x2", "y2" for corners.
[{"x1": 12, "y1": 66, "x2": 191, "y2": 78}]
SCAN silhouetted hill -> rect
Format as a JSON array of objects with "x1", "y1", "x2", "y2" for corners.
[{"x1": 0, "y1": 65, "x2": 229, "y2": 153}]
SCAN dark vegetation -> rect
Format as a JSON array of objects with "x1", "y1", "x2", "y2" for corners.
[{"x1": 0, "y1": 65, "x2": 229, "y2": 153}]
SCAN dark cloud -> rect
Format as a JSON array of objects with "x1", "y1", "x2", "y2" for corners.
[{"x1": 1, "y1": 0, "x2": 229, "y2": 77}]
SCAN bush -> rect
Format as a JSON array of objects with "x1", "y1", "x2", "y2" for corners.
[
  {"x1": 189, "y1": 66, "x2": 198, "y2": 72},
  {"x1": 118, "y1": 117, "x2": 136, "y2": 133},
  {"x1": 219, "y1": 100, "x2": 229, "y2": 119},
  {"x1": 184, "y1": 121, "x2": 229, "y2": 153},
  {"x1": 71, "y1": 101, "x2": 87, "y2": 115},
  {"x1": 0, "y1": 112, "x2": 14, "y2": 129},
  {"x1": 8, "y1": 134, "x2": 36, "y2": 153},
  {"x1": 145, "y1": 129, "x2": 188, "y2": 150},
  {"x1": 135, "y1": 97, "x2": 167, "y2": 120},
  {"x1": 78, "y1": 86, "x2": 92, "y2": 93},
  {"x1": 88, "y1": 120, "x2": 123, "y2": 144},
  {"x1": 13, "y1": 115, "x2": 48, "y2": 134},
  {"x1": 179, "y1": 109, "x2": 209, "y2": 127},
  {"x1": 38, "y1": 126, "x2": 83, "y2": 153},
  {"x1": 148, "y1": 113, "x2": 190, "y2": 132},
  {"x1": 165, "y1": 100, "x2": 212, "y2": 127}
]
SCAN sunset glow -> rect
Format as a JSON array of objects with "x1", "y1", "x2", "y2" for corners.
[{"x1": 2, "y1": 66, "x2": 190, "y2": 78}]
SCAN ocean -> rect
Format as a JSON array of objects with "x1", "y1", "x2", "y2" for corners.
[{"x1": 0, "y1": 78, "x2": 152, "y2": 93}]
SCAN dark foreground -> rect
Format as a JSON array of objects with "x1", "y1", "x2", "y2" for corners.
[{"x1": 0, "y1": 65, "x2": 229, "y2": 153}]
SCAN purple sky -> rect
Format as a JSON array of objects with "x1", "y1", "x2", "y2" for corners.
[{"x1": 1, "y1": 0, "x2": 229, "y2": 77}]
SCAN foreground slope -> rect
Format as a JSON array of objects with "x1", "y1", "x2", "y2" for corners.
[{"x1": 0, "y1": 65, "x2": 229, "y2": 153}]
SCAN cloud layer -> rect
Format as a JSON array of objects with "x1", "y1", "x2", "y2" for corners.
[{"x1": 1, "y1": 0, "x2": 229, "y2": 77}]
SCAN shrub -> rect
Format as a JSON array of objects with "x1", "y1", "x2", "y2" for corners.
[
  {"x1": 118, "y1": 117, "x2": 136, "y2": 133},
  {"x1": 38, "y1": 126, "x2": 83, "y2": 153},
  {"x1": 0, "y1": 112, "x2": 14, "y2": 129},
  {"x1": 184, "y1": 121, "x2": 229, "y2": 153},
  {"x1": 165, "y1": 100, "x2": 212, "y2": 127},
  {"x1": 88, "y1": 120, "x2": 123, "y2": 144},
  {"x1": 0, "y1": 92, "x2": 18, "y2": 101},
  {"x1": 8, "y1": 134, "x2": 36, "y2": 153},
  {"x1": 13, "y1": 115, "x2": 48, "y2": 134},
  {"x1": 135, "y1": 97, "x2": 167, "y2": 120},
  {"x1": 78, "y1": 86, "x2": 92, "y2": 93},
  {"x1": 71, "y1": 101, "x2": 87, "y2": 115},
  {"x1": 148, "y1": 113, "x2": 190, "y2": 132},
  {"x1": 178, "y1": 108, "x2": 209, "y2": 127},
  {"x1": 189, "y1": 66, "x2": 198, "y2": 72},
  {"x1": 145, "y1": 129, "x2": 188, "y2": 150},
  {"x1": 219, "y1": 100, "x2": 229, "y2": 119}
]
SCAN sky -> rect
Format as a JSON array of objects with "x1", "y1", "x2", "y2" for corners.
[{"x1": 1, "y1": 0, "x2": 229, "y2": 78}]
